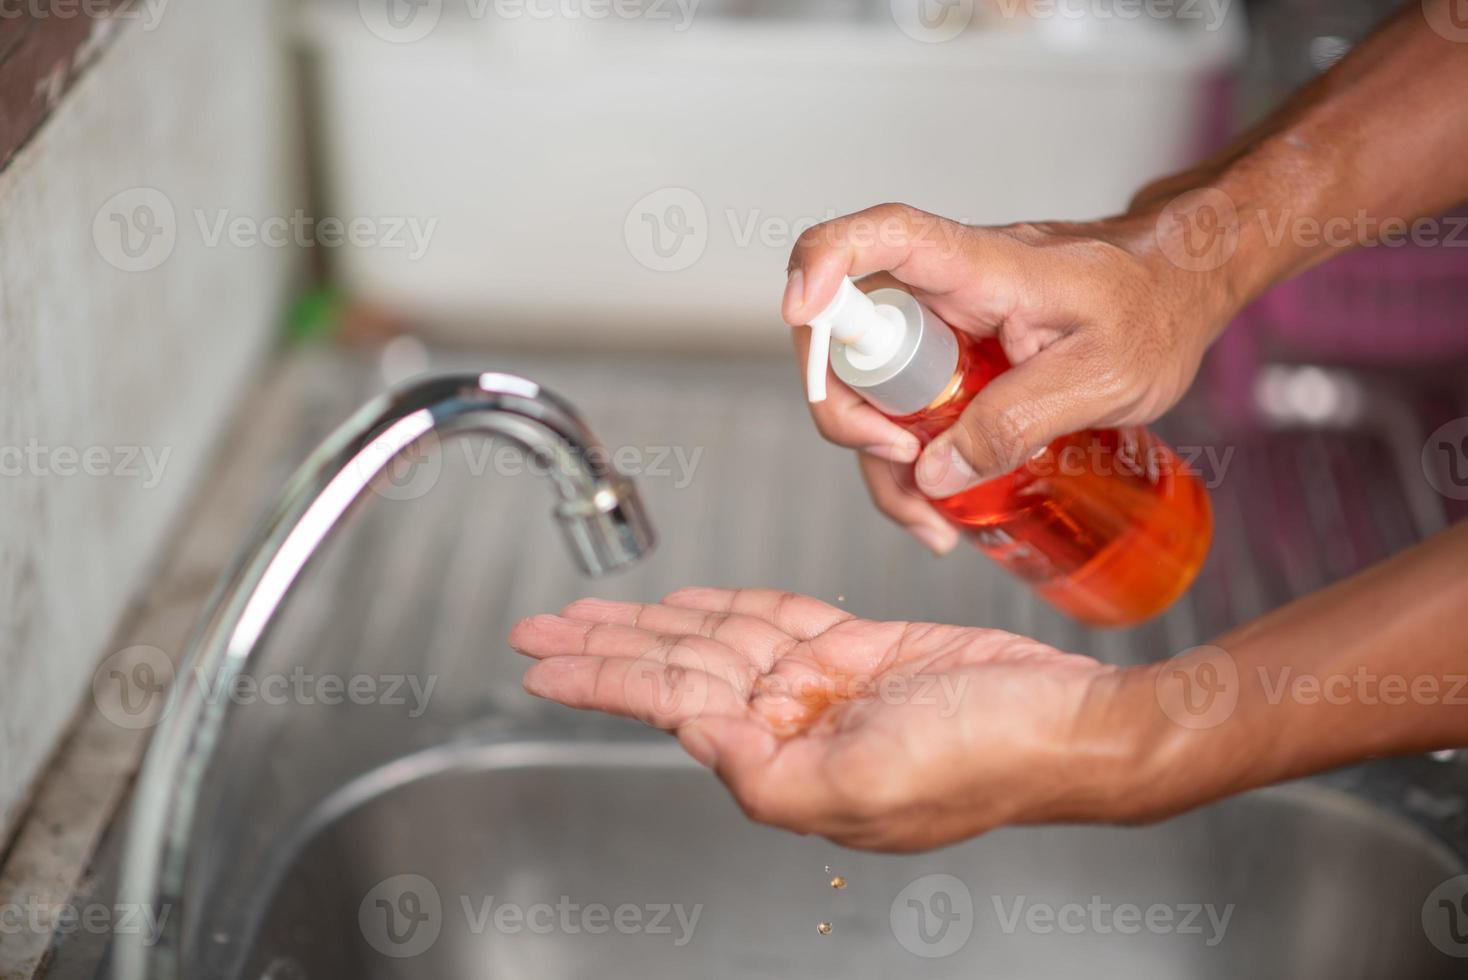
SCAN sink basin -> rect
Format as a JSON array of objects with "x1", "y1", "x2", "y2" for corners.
[{"x1": 231, "y1": 737, "x2": 1465, "y2": 980}]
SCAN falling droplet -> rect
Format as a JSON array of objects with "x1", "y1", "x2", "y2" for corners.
[
  {"x1": 836, "y1": 595, "x2": 846, "y2": 603},
  {"x1": 817, "y1": 921, "x2": 833, "y2": 935},
  {"x1": 830, "y1": 875, "x2": 847, "y2": 890}
]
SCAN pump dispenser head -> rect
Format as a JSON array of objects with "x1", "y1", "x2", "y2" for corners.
[
  {"x1": 804, "y1": 278, "x2": 906, "y2": 402},
  {"x1": 800, "y1": 277, "x2": 961, "y2": 418}
]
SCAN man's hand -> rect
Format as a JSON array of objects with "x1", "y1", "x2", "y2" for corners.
[
  {"x1": 782, "y1": 205, "x2": 1240, "y2": 555},
  {"x1": 510, "y1": 587, "x2": 1140, "y2": 852}
]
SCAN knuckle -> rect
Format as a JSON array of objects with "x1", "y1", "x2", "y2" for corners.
[
  {"x1": 793, "y1": 221, "x2": 828, "y2": 253},
  {"x1": 962, "y1": 406, "x2": 1034, "y2": 470}
]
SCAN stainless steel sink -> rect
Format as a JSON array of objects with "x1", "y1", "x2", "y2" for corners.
[
  {"x1": 233, "y1": 736, "x2": 1466, "y2": 980},
  {"x1": 35, "y1": 348, "x2": 1462, "y2": 980}
]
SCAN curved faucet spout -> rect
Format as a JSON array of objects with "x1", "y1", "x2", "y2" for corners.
[{"x1": 114, "y1": 372, "x2": 655, "y2": 980}]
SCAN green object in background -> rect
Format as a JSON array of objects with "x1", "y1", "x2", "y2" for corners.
[{"x1": 285, "y1": 286, "x2": 346, "y2": 345}]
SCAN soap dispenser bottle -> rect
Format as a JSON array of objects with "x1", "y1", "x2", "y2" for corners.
[{"x1": 804, "y1": 278, "x2": 1213, "y2": 627}]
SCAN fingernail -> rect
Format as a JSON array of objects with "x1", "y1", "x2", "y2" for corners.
[
  {"x1": 783, "y1": 268, "x2": 807, "y2": 321},
  {"x1": 680, "y1": 724, "x2": 720, "y2": 768},
  {"x1": 917, "y1": 445, "x2": 980, "y2": 498},
  {"x1": 909, "y1": 523, "x2": 960, "y2": 556},
  {"x1": 865, "y1": 437, "x2": 921, "y2": 464}
]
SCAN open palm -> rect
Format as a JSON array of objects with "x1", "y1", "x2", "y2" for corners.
[{"x1": 510, "y1": 587, "x2": 1126, "y2": 851}]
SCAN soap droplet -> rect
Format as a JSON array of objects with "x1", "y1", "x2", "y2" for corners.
[
  {"x1": 836, "y1": 595, "x2": 846, "y2": 603},
  {"x1": 830, "y1": 875, "x2": 847, "y2": 889},
  {"x1": 824, "y1": 865, "x2": 831, "y2": 875},
  {"x1": 817, "y1": 921, "x2": 833, "y2": 935}
]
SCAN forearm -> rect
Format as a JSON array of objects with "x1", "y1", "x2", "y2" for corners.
[
  {"x1": 1100, "y1": 520, "x2": 1468, "y2": 822},
  {"x1": 1130, "y1": 1, "x2": 1468, "y2": 313}
]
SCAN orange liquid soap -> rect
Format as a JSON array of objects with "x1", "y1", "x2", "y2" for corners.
[{"x1": 804, "y1": 279, "x2": 1213, "y2": 628}]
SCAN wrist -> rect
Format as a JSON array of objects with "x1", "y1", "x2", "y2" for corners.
[
  {"x1": 1121, "y1": 135, "x2": 1341, "y2": 325},
  {"x1": 1069, "y1": 659, "x2": 1264, "y2": 826}
]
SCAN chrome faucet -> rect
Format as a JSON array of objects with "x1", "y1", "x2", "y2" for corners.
[{"x1": 114, "y1": 372, "x2": 655, "y2": 980}]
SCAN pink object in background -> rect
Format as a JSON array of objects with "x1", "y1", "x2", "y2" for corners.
[{"x1": 1255, "y1": 224, "x2": 1468, "y2": 363}]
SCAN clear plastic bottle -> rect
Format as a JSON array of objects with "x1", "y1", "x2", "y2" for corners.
[{"x1": 803, "y1": 279, "x2": 1213, "y2": 627}]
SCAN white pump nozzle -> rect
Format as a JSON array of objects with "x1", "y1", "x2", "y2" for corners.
[{"x1": 803, "y1": 278, "x2": 907, "y2": 402}]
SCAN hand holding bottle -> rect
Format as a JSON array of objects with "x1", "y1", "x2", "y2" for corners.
[{"x1": 782, "y1": 205, "x2": 1240, "y2": 554}]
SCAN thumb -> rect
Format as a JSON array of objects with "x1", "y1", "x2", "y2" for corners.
[{"x1": 914, "y1": 340, "x2": 1120, "y2": 498}]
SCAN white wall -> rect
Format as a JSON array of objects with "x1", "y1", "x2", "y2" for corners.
[{"x1": 0, "y1": 3, "x2": 302, "y2": 839}]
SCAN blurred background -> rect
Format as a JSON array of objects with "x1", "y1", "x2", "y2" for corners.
[{"x1": 3, "y1": 1, "x2": 1468, "y2": 976}]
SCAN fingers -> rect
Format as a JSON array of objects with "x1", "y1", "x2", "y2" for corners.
[
  {"x1": 522, "y1": 654, "x2": 749, "y2": 730},
  {"x1": 510, "y1": 615, "x2": 760, "y2": 692},
  {"x1": 792, "y1": 325, "x2": 920, "y2": 463},
  {"x1": 661, "y1": 587, "x2": 854, "y2": 641},
  {"x1": 857, "y1": 453, "x2": 959, "y2": 556},
  {"x1": 781, "y1": 203, "x2": 980, "y2": 327},
  {"x1": 915, "y1": 335, "x2": 1133, "y2": 497},
  {"x1": 556, "y1": 598, "x2": 797, "y2": 672}
]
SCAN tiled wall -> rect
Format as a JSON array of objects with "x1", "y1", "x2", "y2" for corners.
[{"x1": 0, "y1": 4, "x2": 303, "y2": 840}]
